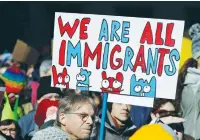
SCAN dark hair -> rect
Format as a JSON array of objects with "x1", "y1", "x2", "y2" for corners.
[
  {"x1": 88, "y1": 91, "x2": 101, "y2": 98},
  {"x1": 176, "y1": 58, "x2": 197, "y2": 112},
  {"x1": 37, "y1": 76, "x2": 63, "y2": 100},
  {"x1": 0, "y1": 63, "x2": 11, "y2": 68},
  {"x1": 107, "y1": 102, "x2": 113, "y2": 113},
  {"x1": 19, "y1": 63, "x2": 28, "y2": 73},
  {"x1": 62, "y1": 89, "x2": 101, "y2": 98},
  {"x1": 153, "y1": 98, "x2": 176, "y2": 113},
  {"x1": 0, "y1": 79, "x2": 5, "y2": 87},
  {"x1": 62, "y1": 89, "x2": 76, "y2": 97},
  {"x1": 0, "y1": 119, "x2": 20, "y2": 134},
  {"x1": 155, "y1": 110, "x2": 178, "y2": 118}
]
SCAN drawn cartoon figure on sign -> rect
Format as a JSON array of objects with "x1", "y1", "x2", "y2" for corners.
[
  {"x1": 52, "y1": 65, "x2": 70, "y2": 88},
  {"x1": 76, "y1": 68, "x2": 91, "y2": 91},
  {"x1": 101, "y1": 71, "x2": 124, "y2": 94},
  {"x1": 130, "y1": 74, "x2": 156, "y2": 98}
]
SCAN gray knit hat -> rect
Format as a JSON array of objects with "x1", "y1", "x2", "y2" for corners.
[{"x1": 189, "y1": 23, "x2": 200, "y2": 59}]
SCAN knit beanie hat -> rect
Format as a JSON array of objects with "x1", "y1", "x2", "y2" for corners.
[
  {"x1": 189, "y1": 23, "x2": 200, "y2": 59},
  {"x1": 37, "y1": 76, "x2": 62, "y2": 100},
  {"x1": 0, "y1": 65, "x2": 26, "y2": 94},
  {"x1": 34, "y1": 99, "x2": 59, "y2": 127},
  {"x1": 129, "y1": 124, "x2": 178, "y2": 140},
  {"x1": 0, "y1": 53, "x2": 12, "y2": 66}
]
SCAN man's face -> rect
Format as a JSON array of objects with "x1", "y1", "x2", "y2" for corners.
[
  {"x1": 0, "y1": 123, "x2": 16, "y2": 138},
  {"x1": 111, "y1": 103, "x2": 131, "y2": 122},
  {"x1": 7, "y1": 93, "x2": 16, "y2": 103},
  {"x1": 61, "y1": 103, "x2": 95, "y2": 139}
]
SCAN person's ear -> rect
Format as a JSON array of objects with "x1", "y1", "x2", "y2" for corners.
[{"x1": 59, "y1": 113, "x2": 67, "y2": 126}]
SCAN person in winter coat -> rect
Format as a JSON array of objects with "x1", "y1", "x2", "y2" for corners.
[
  {"x1": 0, "y1": 119, "x2": 23, "y2": 140},
  {"x1": 18, "y1": 76, "x2": 62, "y2": 139},
  {"x1": 176, "y1": 23, "x2": 200, "y2": 140},
  {"x1": 32, "y1": 94, "x2": 96, "y2": 140},
  {"x1": 0, "y1": 65, "x2": 26, "y2": 121},
  {"x1": 151, "y1": 99, "x2": 185, "y2": 140},
  {"x1": 95, "y1": 102, "x2": 137, "y2": 140},
  {"x1": 34, "y1": 99, "x2": 59, "y2": 129},
  {"x1": 18, "y1": 59, "x2": 54, "y2": 138}
]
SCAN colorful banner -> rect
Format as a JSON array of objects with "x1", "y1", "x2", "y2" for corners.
[{"x1": 52, "y1": 12, "x2": 184, "y2": 106}]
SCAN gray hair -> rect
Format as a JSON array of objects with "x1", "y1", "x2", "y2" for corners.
[
  {"x1": 39, "y1": 59, "x2": 52, "y2": 74},
  {"x1": 55, "y1": 94, "x2": 96, "y2": 127}
]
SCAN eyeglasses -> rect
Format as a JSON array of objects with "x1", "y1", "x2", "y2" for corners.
[
  {"x1": 67, "y1": 113, "x2": 95, "y2": 122},
  {"x1": 1, "y1": 128, "x2": 16, "y2": 134}
]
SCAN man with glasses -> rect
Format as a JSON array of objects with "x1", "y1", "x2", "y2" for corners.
[{"x1": 32, "y1": 94, "x2": 96, "y2": 140}]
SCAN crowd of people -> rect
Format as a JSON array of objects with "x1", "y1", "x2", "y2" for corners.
[{"x1": 0, "y1": 22, "x2": 200, "y2": 140}]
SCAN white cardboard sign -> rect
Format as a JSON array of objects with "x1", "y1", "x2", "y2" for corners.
[{"x1": 52, "y1": 12, "x2": 184, "y2": 107}]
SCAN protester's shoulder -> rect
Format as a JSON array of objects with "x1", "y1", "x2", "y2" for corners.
[
  {"x1": 19, "y1": 110, "x2": 36, "y2": 121},
  {"x1": 32, "y1": 127, "x2": 67, "y2": 140}
]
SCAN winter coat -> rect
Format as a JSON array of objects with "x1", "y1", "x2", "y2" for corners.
[
  {"x1": 96, "y1": 110, "x2": 137, "y2": 140},
  {"x1": 18, "y1": 110, "x2": 36, "y2": 138},
  {"x1": 31, "y1": 126, "x2": 69, "y2": 140},
  {"x1": 181, "y1": 67, "x2": 200, "y2": 139}
]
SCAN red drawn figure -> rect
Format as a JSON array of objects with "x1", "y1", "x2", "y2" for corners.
[
  {"x1": 101, "y1": 71, "x2": 124, "y2": 94},
  {"x1": 52, "y1": 65, "x2": 70, "y2": 88}
]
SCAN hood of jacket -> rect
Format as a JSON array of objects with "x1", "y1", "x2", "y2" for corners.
[
  {"x1": 181, "y1": 67, "x2": 200, "y2": 139},
  {"x1": 184, "y1": 67, "x2": 200, "y2": 85}
]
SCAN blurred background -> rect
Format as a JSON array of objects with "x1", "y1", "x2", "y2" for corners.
[{"x1": 0, "y1": 1, "x2": 198, "y2": 53}]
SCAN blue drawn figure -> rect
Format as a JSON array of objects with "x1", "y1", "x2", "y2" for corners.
[
  {"x1": 130, "y1": 75, "x2": 156, "y2": 98},
  {"x1": 76, "y1": 68, "x2": 91, "y2": 91}
]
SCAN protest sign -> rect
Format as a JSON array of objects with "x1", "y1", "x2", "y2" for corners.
[
  {"x1": 52, "y1": 12, "x2": 184, "y2": 107},
  {"x1": 12, "y1": 40, "x2": 40, "y2": 65}
]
